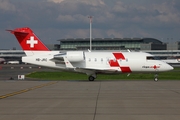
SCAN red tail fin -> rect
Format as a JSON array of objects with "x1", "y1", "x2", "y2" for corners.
[{"x1": 7, "y1": 27, "x2": 49, "y2": 51}]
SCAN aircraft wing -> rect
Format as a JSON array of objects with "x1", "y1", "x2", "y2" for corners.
[
  {"x1": 74, "y1": 67, "x2": 119, "y2": 74},
  {"x1": 51, "y1": 55, "x2": 119, "y2": 74}
]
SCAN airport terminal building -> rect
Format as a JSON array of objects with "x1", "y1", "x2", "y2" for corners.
[
  {"x1": 0, "y1": 50, "x2": 25, "y2": 64},
  {"x1": 58, "y1": 38, "x2": 168, "y2": 51},
  {"x1": 56, "y1": 37, "x2": 180, "y2": 61}
]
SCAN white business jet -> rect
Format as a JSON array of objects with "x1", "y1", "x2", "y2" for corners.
[{"x1": 7, "y1": 27, "x2": 173, "y2": 81}]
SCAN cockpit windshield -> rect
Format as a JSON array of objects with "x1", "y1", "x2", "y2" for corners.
[{"x1": 146, "y1": 56, "x2": 159, "y2": 60}]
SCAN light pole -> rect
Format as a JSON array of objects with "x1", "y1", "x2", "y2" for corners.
[{"x1": 88, "y1": 16, "x2": 93, "y2": 51}]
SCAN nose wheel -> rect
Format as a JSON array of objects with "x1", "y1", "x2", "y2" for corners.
[{"x1": 154, "y1": 74, "x2": 158, "y2": 82}]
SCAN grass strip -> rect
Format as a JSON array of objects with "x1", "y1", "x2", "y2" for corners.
[{"x1": 26, "y1": 67, "x2": 180, "y2": 81}]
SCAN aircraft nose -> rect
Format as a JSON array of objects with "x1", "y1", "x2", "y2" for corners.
[
  {"x1": 169, "y1": 65, "x2": 174, "y2": 70},
  {"x1": 166, "y1": 64, "x2": 174, "y2": 71},
  {"x1": 159, "y1": 62, "x2": 174, "y2": 71}
]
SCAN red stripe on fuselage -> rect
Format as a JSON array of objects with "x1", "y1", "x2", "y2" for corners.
[
  {"x1": 109, "y1": 60, "x2": 119, "y2": 67},
  {"x1": 120, "y1": 67, "x2": 131, "y2": 73},
  {"x1": 113, "y1": 53, "x2": 125, "y2": 60},
  {"x1": 109, "y1": 52, "x2": 131, "y2": 73}
]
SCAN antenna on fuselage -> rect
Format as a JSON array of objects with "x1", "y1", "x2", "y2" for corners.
[{"x1": 127, "y1": 49, "x2": 131, "y2": 52}]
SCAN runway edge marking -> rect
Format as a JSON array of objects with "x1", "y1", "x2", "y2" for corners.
[{"x1": 0, "y1": 81, "x2": 58, "y2": 99}]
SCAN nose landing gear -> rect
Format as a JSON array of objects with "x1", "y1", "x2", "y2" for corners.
[{"x1": 154, "y1": 74, "x2": 158, "y2": 82}]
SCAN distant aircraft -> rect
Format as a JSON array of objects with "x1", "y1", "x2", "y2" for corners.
[
  {"x1": 7, "y1": 61, "x2": 19, "y2": 64},
  {"x1": 0, "y1": 58, "x2": 5, "y2": 64},
  {"x1": 162, "y1": 58, "x2": 180, "y2": 64},
  {"x1": 7, "y1": 27, "x2": 173, "y2": 81}
]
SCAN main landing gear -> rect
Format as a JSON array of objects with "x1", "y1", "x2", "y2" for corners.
[
  {"x1": 88, "y1": 74, "x2": 97, "y2": 81},
  {"x1": 88, "y1": 76, "x2": 95, "y2": 81}
]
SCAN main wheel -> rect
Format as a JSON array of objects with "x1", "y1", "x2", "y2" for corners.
[{"x1": 89, "y1": 76, "x2": 95, "y2": 81}]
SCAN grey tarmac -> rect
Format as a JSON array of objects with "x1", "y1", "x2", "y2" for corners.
[
  {"x1": 0, "y1": 65, "x2": 180, "y2": 120},
  {"x1": 0, "y1": 80, "x2": 180, "y2": 120}
]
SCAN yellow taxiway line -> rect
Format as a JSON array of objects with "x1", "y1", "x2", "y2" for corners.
[{"x1": 0, "y1": 81, "x2": 58, "y2": 99}]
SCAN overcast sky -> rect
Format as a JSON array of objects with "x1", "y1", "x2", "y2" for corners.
[{"x1": 0, "y1": 0, "x2": 180, "y2": 49}]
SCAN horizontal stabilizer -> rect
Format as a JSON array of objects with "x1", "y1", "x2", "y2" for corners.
[{"x1": 6, "y1": 30, "x2": 29, "y2": 34}]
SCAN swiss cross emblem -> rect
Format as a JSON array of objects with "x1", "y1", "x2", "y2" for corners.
[
  {"x1": 153, "y1": 65, "x2": 160, "y2": 69},
  {"x1": 153, "y1": 65, "x2": 157, "y2": 69},
  {"x1": 27, "y1": 36, "x2": 38, "y2": 48}
]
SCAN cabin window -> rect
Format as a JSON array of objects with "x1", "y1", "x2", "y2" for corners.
[
  {"x1": 101, "y1": 58, "x2": 103, "y2": 62},
  {"x1": 89, "y1": 58, "x2": 91, "y2": 61},
  {"x1": 95, "y1": 58, "x2": 97, "y2": 62},
  {"x1": 119, "y1": 58, "x2": 122, "y2": 62},
  {"x1": 113, "y1": 58, "x2": 116, "y2": 62}
]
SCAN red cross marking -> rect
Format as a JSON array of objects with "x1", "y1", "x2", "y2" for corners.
[{"x1": 153, "y1": 65, "x2": 157, "y2": 69}]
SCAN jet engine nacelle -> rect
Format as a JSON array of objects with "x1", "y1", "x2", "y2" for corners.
[{"x1": 66, "y1": 51, "x2": 85, "y2": 62}]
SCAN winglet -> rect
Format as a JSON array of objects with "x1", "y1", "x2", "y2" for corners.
[{"x1": 64, "y1": 57, "x2": 74, "y2": 68}]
